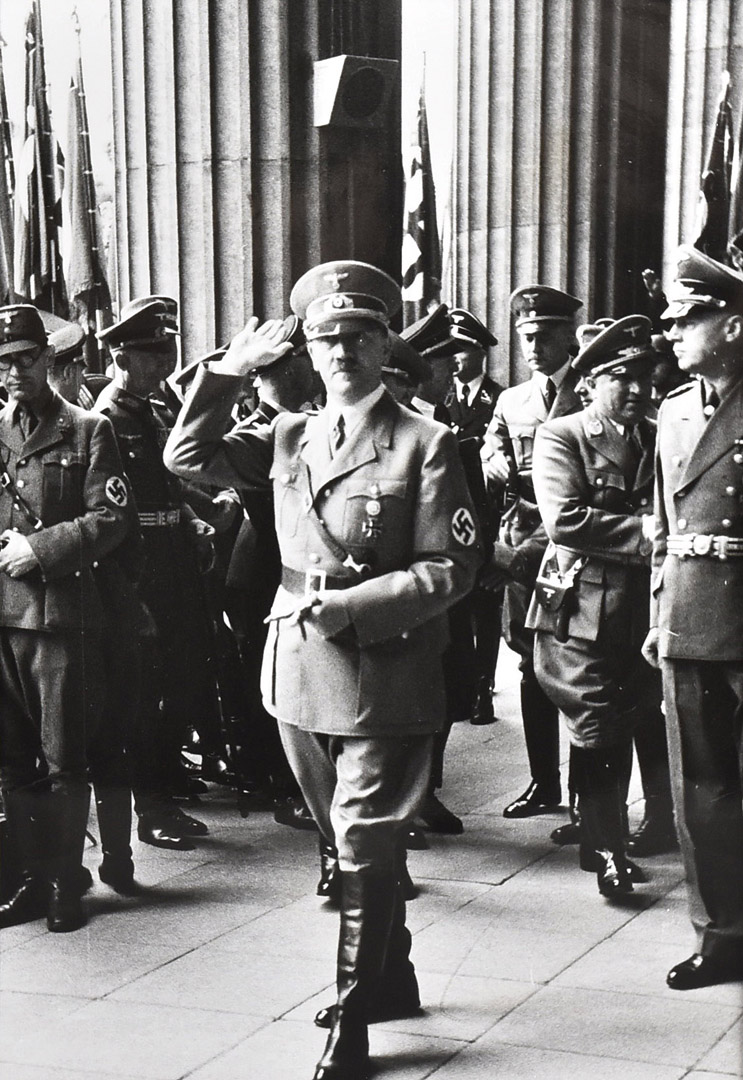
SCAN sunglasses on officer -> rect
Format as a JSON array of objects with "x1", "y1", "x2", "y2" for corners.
[{"x1": 0, "y1": 347, "x2": 44, "y2": 371}]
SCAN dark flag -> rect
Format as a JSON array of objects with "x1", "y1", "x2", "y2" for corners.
[
  {"x1": 695, "y1": 71, "x2": 733, "y2": 263},
  {"x1": 401, "y1": 80, "x2": 441, "y2": 327},
  {"x1": 0, "y1": 39, "x2": 14, "y2": 304},
  {"x1": 13, "y1": 0, "x2": 67, "y2": 315},
  {"x1": 65, "y1": 15, "x2": 112, "y2": 369}
]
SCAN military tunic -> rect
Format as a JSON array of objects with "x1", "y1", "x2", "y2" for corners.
[{"x1": 653, "y1": 376, "x2": 743, "y2": 964}]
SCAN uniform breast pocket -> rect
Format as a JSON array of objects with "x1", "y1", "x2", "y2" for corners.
[
  {"x1": 270, "y1": 464, "x2": 304, "y2": 538},
  {"x1": 342, "y1": 479, "x2": 408, "y2": 545},
  {"x1": 510, "y1": 425, "x2": 536, "y2": 471},
  {"x1": 43, "y1": 451, "x2": 87, "y2": 508},
  {"x1": 585, "y1": 467, "x2": 626, "y2": 508}
]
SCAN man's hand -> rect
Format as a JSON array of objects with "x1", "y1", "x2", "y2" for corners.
[
  {"x1": 0, "y1": 531, "x2": 39, "y2": 578},
  {"x1": 211, "y1": 317, "x2": 293, "y2": 377},
  {"x1": 482, "y1": 449, "x2": 511, "y2": 486},
  {"x1": 209, "y1": 490, "x2": 241, "y2": 533},
  {"x1": 187, "y1": 517, "x2": 216, "y2": 572},
  {"x1": 641, "y1": 627, "x2": 661, "y2": 669}
]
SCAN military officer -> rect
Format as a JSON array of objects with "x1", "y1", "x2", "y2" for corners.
[
  {"x1": 0, "y1": 304, "x2": 130, "y2": 932},
  {"x1": 164, "y1": 261, "x2": 481, "y2": 1080},
  {"x1": 96, "y1": 297, "x2": 215, "y2": 850},
  {"x1": 481, "y1": 285, "x2": 584, "y2": 818},
  {"x1": 642, "y1": 246, "x2": 743, "y2": 990},
  {"x1": 528, "y1": 316, "x2": 660, "y2": 896}
]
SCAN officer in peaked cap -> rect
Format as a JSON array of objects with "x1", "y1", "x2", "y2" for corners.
[
  {"x1": 527, "y1": 314, "x2": 661, "y2": 899},
  {"x1": 164, "y1": 259, "x2": 481, "y2": 1080},
  {"x1": 641, "y1": 246, "x2": 743, "y2": 991},
  {"x1": 0, "y1": 304, "x2": 130, "y2": 934},
  {"x1": 41, "y1": 312, "x2": 89, "y2": 408},
  {"x1": 481, "y1": 284, "x2": 584, "y2": 823},
  {"x1": 96, "y1": 294, "x2": 217, "y2": 851},
  {"x1": 381, "y1": 332, "x2": 431, "y2": 406}
]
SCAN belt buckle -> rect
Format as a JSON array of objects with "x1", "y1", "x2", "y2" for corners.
[
  {"x1": 691, "y1": 534, "x2": 712, "y2": 557},
  {"x1": 305, "y1": 569, "x2": 327, "y2": 597}
]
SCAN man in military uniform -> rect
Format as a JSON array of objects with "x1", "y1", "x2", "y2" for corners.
[
  {"x1": 481, "y1": 285, "x2": 584, "y2": 818},
  {"x1": 643, "y1": 246, "x2": 743, "y2": 990},
  {"x1": 96, "y1": 297, "x2": 216, "y2": 850},
  {"x1": 528, "y1": 316, "x2": 660, "y2": 897},
  {"x1": 164, "y1": 261, "x2": 481, "y2": 1080},
  {"x1": 0, "y1": 305, "x2": 130, "y2": 932}
]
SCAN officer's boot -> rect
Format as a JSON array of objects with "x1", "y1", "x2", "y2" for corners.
[
  {"x1": 627, "y1": 794, "x2": 678, "y2": 856},
  {"x1": 0, "y1": 788, "x2": 47, "y2": 929},
  {"x1": 551, "y1": 790, "x2": 581, "y2": 845},
  {"x1": 312, "y1": 869, "x2": 396, "y2": 1080},
  {"x1": 576, "y1": 749, "x2": 634, "y2": 898},
  {"x1": 95, "y1": 786, "x2": 137, "y2": 894},
  {"x1": 46, "y1": 786, "x2": 90, "y2": 933},
  {"x1": 317, "y1": 837, "x2": 341, "y2": 906},
  {"x1": 470, "y1": 675, "x2": 497, "y2": 725}
]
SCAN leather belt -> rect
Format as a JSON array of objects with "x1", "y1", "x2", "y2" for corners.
[
  {"x1": 138, "y1": 509, "x2": 181, "y2": 527},
  {"x1": 667, "y1": 533, "x2": 743, "y2": 560},
  {"x1": 281, "y1": 566, "x2": 358, "y2": 596}
]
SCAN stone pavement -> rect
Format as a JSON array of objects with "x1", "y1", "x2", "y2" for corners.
[{"x1": 0, "y1": 648, "x2": 741, "y2": 1080}]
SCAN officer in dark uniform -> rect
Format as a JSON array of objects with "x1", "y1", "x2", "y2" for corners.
[
  {"x1": 481, "y1": 286, "x2": 584, "y2": 818},
  {"x1": 96, "y1": 297, "x2": 215, "y2": 849},
  {"x1": 528, "y1": 316, "x2": 659, "y2": 896},
  {"x1": 643, "y1": 246, "x2": 743, "y2": 990},
  {"x1": 0, "y1": 305, "x2": 130, "y2": 932},
  {"x1": 46, "y1": 316, "x2": 143, "y2": 894},
  {"x1": 164, "y1": 262, "x2": 481, "y2": 1080}
]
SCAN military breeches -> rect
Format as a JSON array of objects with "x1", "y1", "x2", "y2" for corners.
[
  {"x1": 278, "y1": 723, "x2": 433, "y2": 873},
  {"x1": 0, "y1": 627, "x2": 102, "y2": 792},
  {"x1": 661, "y1": 659, "x2": 743, "y2": 961},
  {"x1": 534, "y1": 631, "x2": 661, "y2": 749}
]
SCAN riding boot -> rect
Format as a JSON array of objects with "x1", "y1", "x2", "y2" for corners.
[
  {"x1": 313, "y1": 869, "x2": 396, "y2": 1080},
  {"x1": 576, "y1": 746, "x2": 633, "y2": 897},
  {"x1": 95, "y1": 786, "x2": 137, "y2": 894},
  {"x1": 46, "y1": 786, "x2": 90, "y2": 933},
  {"x1": 0, "y1": 788, "x2": 47, "y2": 929},
  {"x1": 317, "y1": 837, "x2": 341, "y2": 906}
]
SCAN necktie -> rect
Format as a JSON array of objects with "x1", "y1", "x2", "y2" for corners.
[
  {"x1": 461, "y1": 384, "x2": 470, "y2": 407},
  {"x1": 18, "y1": 406, "x2": 36, "y2": 440},
  {"x1": 330, "y1": 414, "x2": 345, "y2": 456},
  {"x1": 545, "y1": 378, "x2": 556, "y2": 411},
  {"x1": 703, "y1": 388, "x2": 720, "y2": 419}
]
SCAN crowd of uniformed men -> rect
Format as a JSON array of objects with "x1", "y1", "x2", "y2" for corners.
[{"x1": 0, "y1": 242, "x2": 741, "y2": 1080}]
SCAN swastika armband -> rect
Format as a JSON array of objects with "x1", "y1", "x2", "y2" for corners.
[
  {"x1": 105, "y1": 476, "x2": 129, "y2": 507},
  {"x1": 452, "y1": 506, "x2": 476, "y2": 546}
]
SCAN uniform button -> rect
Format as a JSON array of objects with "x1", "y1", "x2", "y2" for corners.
[
  {"x1": 640, "y1": 497, "x2": 648, "y2": 506},
  {"x1": 74, "y1": 570, "x2": 81, "y2": 578},
  {"x1": 17, "y1": 459, "x2": 25, "y2": 467},
  {"x1": 309, "y1": 553, "x2": 320, "y2": 564},
  {"x1": 129, "y1": 451, "x2": 135, "y2": 458},
  {"x1": 677, "y1": 518, "x2": 687, "y2": 530},
  {"x1": 401, "y1": 631, "x2": 409, "y2": 640},
  {"x1": 726, "y1": 486, "x2": 736, "y2": 496},
  {"x1": 677, "y1": 491, "x2": 685, "y2": 498},
  {"x1": 92, "y1": 560, "x2": 99, "y2": 568},
  {"x1": 370, "y1": 484, "x2": 381, "y2": 497},
  {"x1": 722, "y1": 518, "x2": 732, "y2": 528},
  {"x1": 280, "y1": 473, "x2": 291, "y2": 485},
  {"x1": 60, "y1": 458, "x2": 69, "y2": 467},
  {"x1": 15, "y1": 480, "x2": 24, "y2": 489},
  {"x1": 595, "y1": 477, "x2": 604, "y2": 486},
  {"x1": 735, "y1": 454, "x2": 743, "y2": 464},
  {"x1": 672, "y1": 455, "x2": 682, "y2": 466}
]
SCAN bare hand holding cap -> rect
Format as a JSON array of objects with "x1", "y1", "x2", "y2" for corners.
[{"x1": 211, "y1": 317, "x2": 294, "y2": 377}]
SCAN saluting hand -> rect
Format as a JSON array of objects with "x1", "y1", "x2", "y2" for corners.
[
  {"x1": 211, "y1": 317, "x2": 294, "y2": 377},
  {"x1": 0, "y1": 530, "x2": 39, "y2": 578}
]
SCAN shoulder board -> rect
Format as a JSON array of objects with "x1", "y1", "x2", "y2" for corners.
[{"x1": 664, "y1": 380, "x2": 695, "y2": 401}]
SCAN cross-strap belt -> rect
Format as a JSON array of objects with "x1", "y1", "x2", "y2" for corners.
[{"x1": 666, "y1": 533, "x2": 743, "y2": 560}]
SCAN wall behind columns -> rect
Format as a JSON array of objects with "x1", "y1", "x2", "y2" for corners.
[
  {"x1": 452, "y1": 0, "x2": 670, "y2": 385},
  {"x1": 109, "y1": 0, "x2": 402, "y2": 365}
]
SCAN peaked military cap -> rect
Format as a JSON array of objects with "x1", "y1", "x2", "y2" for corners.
[
  {"x1": 510, "y1": 285, "x2": 583, "y2": 329},
  {"x1": 39, "y1": 311, "x2": 86, "y2": 364},
  {"x1": 572, "y1": 315, "x2": 655, "y2": 376},
  {"x1": 98, "y1": 295, "x2": 180, "y2": 349},
  {"x1": 399, "y1": 303, "x2": 450, "y2": 354},
  {"x1": 661, "y1": 245, "x2": 743, "y2": 320},
  {"x1": 575, "y1": 317, "x2": 613, "y2": 351},
  {"x1": 382, "y1": 332, "x2": 431, "y2": 386},
  {"x1": 174, "y1": 314, "x2": 305, "y2": 389},
  {"x1": 0, "y1": 304, "x2": 47, "y2": 358},
  {"x1": 291, "y1": 260, "x2": 401, "y2": 339},
  {"x1": 426, "y1": 308, "x2": 498, "y2": 357}
]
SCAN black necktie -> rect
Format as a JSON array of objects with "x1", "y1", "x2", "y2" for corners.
[
  {"x1": 545, "y1": 378, "x2": 556, "y2": 411},
  {"x1": 17, "y1": 406, "x2": 36, "y2": 440},
  {"x1": 330, "y1": 414, "x2": 345, "y2": 455},
  {"x1": 461, "y1": 384, "x2": 470, "y2": 407},
  {"x1": 703, "y1": 388, "x2": 720, "y2": 420}
]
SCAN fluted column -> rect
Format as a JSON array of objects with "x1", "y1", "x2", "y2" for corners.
[{"x1": 453, "y1": 0, "x2": 670, "y2": 384}]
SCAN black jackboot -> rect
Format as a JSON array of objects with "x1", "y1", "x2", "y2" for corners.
[
  {"x1": 46, "y1": 787, "x2": 91, "y2": 933},
  {"x1": 95, "y1": 787, "x2": 137, "y2": 894},
  {"x1": 313, "y1": 870, "x2": 397, "y2": 1080},
  {"x1": 576, "y1": 746, "x2": 635, "y2": 898},
  {"x1": 627, "y1": 794, "x2": 679, "y2": 856},
  {"x1": 0, "y1": 788, "x2": 47, "y2": 929}
]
